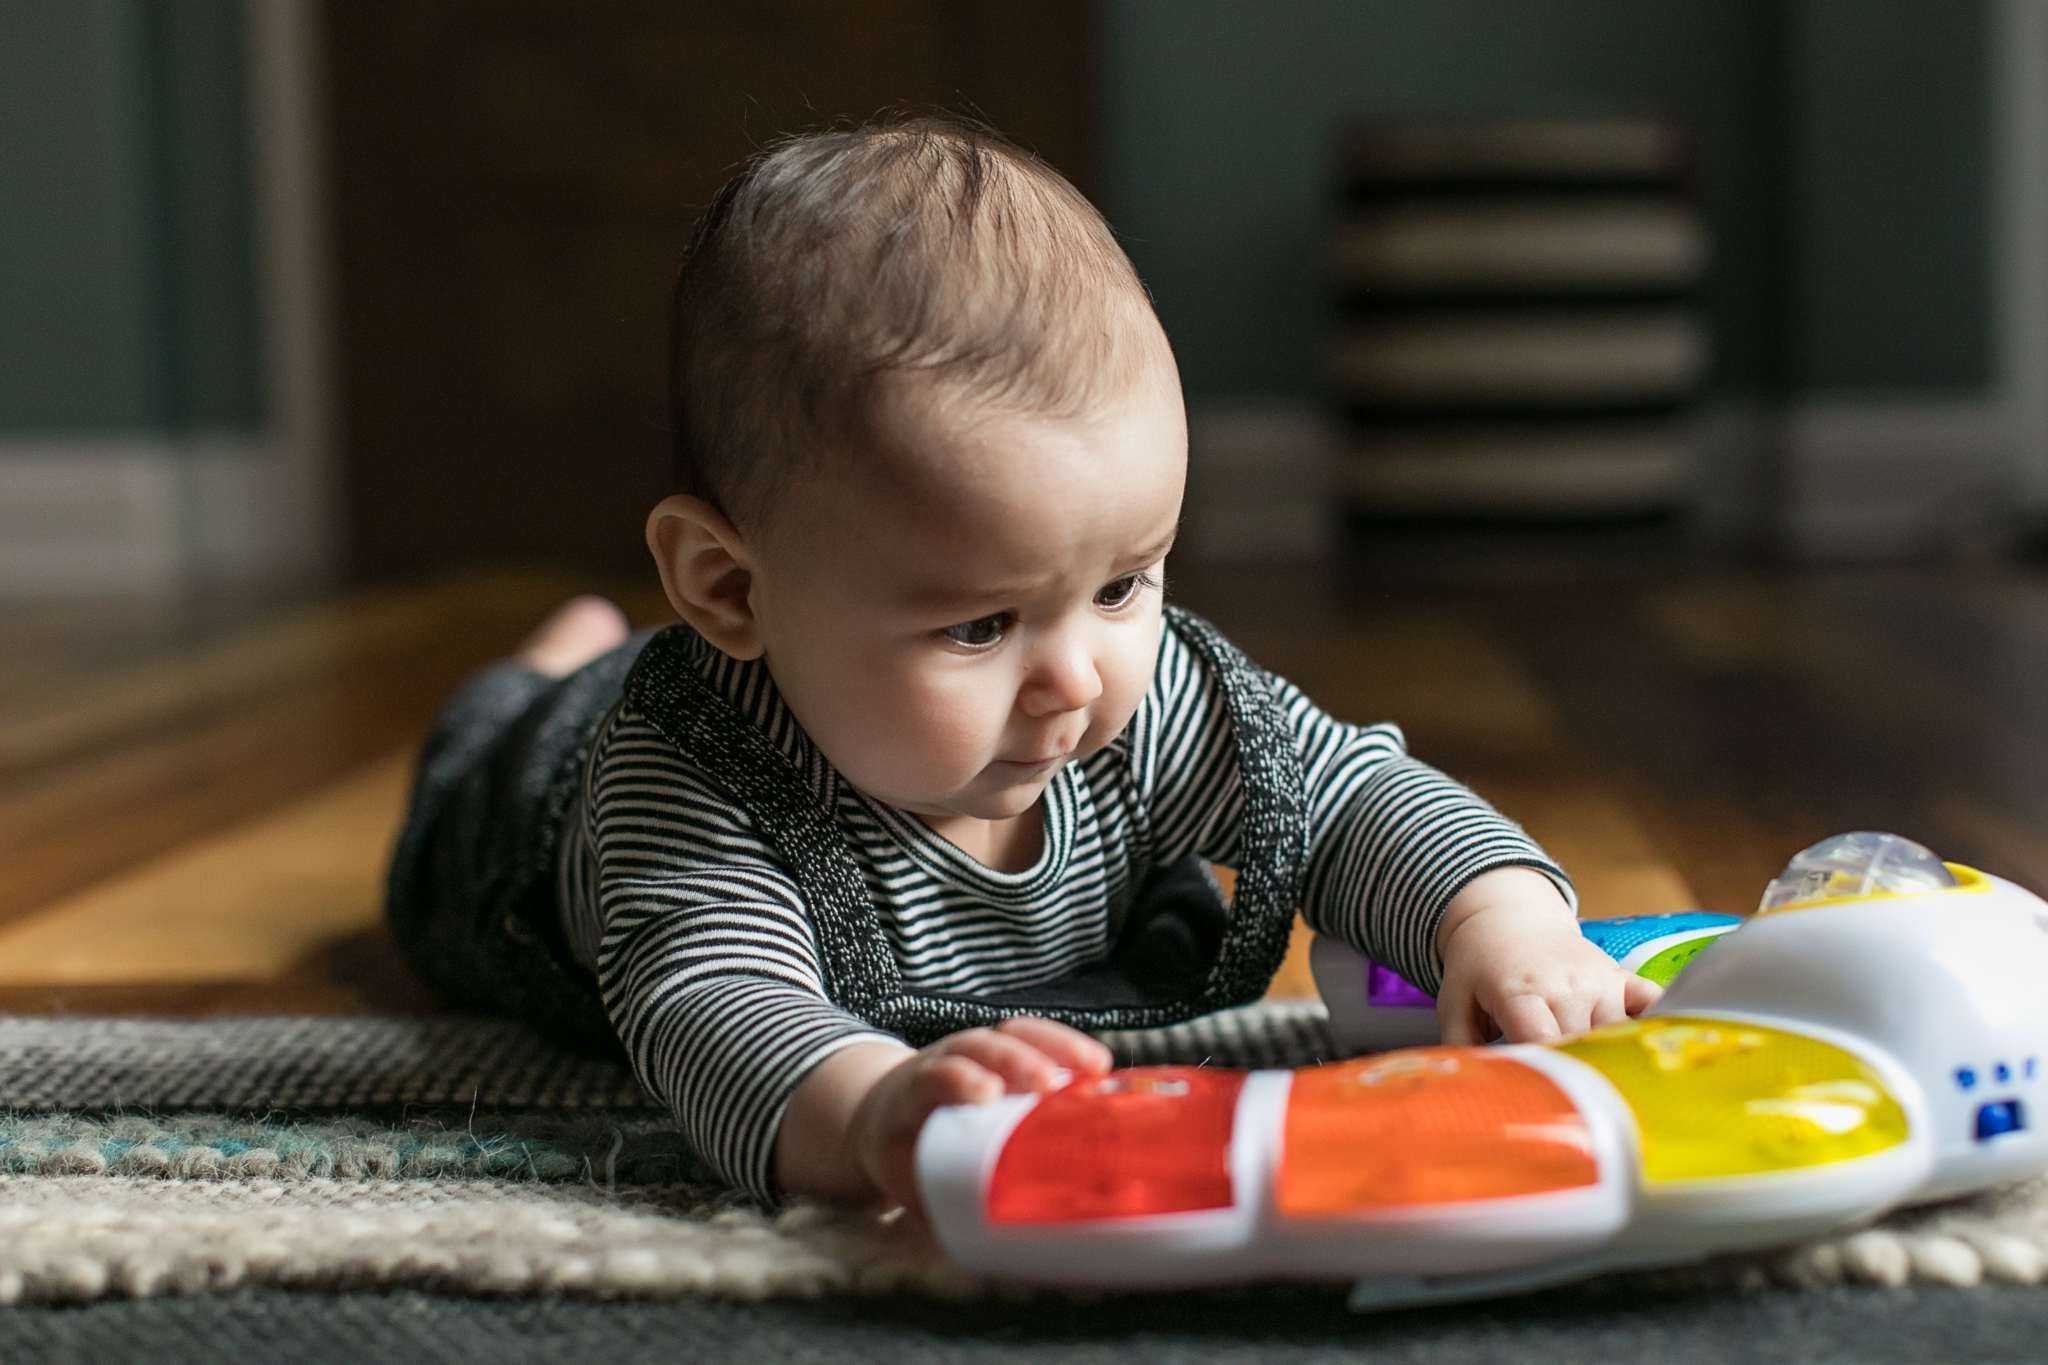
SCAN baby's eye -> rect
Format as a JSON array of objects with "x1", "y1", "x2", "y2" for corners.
[
  {"x1": 1095, "y1": 572, "x2": 1156, "y2": 611},
  {"x1": 942, "y1": 613, "x2": 1011, "y2": 649}
]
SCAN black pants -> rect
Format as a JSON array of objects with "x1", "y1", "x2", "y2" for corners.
[
  {"x1": 384, "y1": 633, "x2": 656, "y2": 1055},
  {"x1": 383, "y1": 632, "x2": 1232, "y2": 1055}
]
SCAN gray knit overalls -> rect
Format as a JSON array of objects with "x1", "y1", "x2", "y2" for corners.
[{"x1": 385, "y1": 606, "x2": 1307, "y2": 1055}]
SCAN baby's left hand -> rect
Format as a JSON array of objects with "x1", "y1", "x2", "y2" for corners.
[{"x1": 1432, "y1": 867, "x2": 1662, "y2": 1045}]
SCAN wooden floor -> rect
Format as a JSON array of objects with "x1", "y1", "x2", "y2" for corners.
[{"x1": 5, "y1": 559, "x2": 2046, "y2": 1016}]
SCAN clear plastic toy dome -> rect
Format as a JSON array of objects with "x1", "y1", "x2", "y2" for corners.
[{"x1": 1757, "y1": 831, "x2": 1957, "y2": 913}]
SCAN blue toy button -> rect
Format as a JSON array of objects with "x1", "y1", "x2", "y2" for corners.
[
  {"x1": 1975, "y1": 1100, "x2": 2026, "y2": 1141},
  {"x1": 1578, "y1": 912, "x2": 1743, "y2": 961}
]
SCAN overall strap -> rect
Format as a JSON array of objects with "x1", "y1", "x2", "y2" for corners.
[{"x1": 622, "y1": 606, "x2": 1306, "y2": 1046}]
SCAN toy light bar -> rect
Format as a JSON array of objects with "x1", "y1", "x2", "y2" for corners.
[{"x1": 915, "y1": 834, "x2": 2048, "y2": 1307}]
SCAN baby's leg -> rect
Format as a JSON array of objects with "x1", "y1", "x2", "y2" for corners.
[
  {"x1": 385, "y1": 594, "x2": 647, "y2": 1053},
  {"x1": 515, "y1": 595, "x2": 630, "y2": 677}
]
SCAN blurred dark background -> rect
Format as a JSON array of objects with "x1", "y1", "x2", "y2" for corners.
[{"x1": 1, "y1": 0, "x2": 2043, "y2": 597}]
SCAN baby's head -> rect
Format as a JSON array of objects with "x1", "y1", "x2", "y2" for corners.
[{"x1": 649, "y1": 114, "x2": 1185, "y2": 837}]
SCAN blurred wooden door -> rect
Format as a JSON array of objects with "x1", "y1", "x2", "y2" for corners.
[{"x1": 321, "y1": 1, "x2": 1095, "y2": 582}]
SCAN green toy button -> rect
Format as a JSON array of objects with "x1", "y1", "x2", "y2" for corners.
[{"x1": 1637, "y1": 933, "x2": 1729, "y2": 987}]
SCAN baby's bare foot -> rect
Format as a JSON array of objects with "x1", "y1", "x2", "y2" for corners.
[{"x1": 515, "y1": 595, "x2": 630, "y2": 677}]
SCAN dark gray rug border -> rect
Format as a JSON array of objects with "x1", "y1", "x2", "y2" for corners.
[
  {"x1": 3, "y1": 1282, "x2": 2044, "y2": 1365},
  {"x1": 0, "y1": 1005, "x2": 1337, "y2": 1115}
]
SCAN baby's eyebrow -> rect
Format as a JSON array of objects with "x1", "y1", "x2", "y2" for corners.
[
  {"x1": 1133, "y1": 527, "x2": 1179, "y2": 563},
  {"x1": 901, "y1": 530, "x2": 1179, "y2": 613},
  {"x1": 901, "y1": 573, "x2": 1053, "y2": 612}
]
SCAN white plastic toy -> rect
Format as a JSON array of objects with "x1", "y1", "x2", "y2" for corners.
[{"x1": 914, "y1": 833, "x2": 2048, "y2": 1309}]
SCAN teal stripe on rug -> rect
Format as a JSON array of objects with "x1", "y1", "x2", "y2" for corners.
[{"x1": 0, "y1": 1112, "x2": 712, "y2": 1185}]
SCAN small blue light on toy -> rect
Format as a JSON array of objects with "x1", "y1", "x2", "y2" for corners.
[
  {"x1": 1997, "y1": 1062, "x2": 2013, "y2": 1083},
  {"x1": 1956, "y1": 1067, "x2": 1979, "y2": 1090},
  {"x1": 1976, "y1": 1100, "x2": 2027, "y2": 1141}
]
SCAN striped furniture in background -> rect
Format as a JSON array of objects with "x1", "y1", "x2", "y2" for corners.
[{"x1": 1329, "y1": 119, "x2": 1710, "y2": 524}]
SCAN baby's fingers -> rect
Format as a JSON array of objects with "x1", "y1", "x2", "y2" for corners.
[
  {"x1": 1551, "y1": 989, "x2": 1606, "y2": 1037},
  {"x1": 938, "y1": 1027, "x2": 1072, "y2": 1093},
  {"x1": 997, "y1": 1017, "x2": 1113, "y2": 1078},
  {"x1": 1436, "y1": 984, "x2": 1497, "y2": 1046},
  {"x1": 870, "y1": 1057, "x2": 1001, "y2": 1213},
  {"x1": 1585, "y1": 968, "x2": 1661, "y2": 1030},
  {"x1": 1588, "y1": 984, "x2": 1632, "y2": 1030},
  {"x1": 910, "y1": 1054, "x2": 1005, "y2": 1115},
  {"x1": 1490, "y1": 993, "x2": 1562, "y2": 1044}
]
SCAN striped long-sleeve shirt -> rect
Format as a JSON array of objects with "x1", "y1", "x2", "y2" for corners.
[{"x1": 555, "y1": 619, "x2": 1572, "y2": 1201}]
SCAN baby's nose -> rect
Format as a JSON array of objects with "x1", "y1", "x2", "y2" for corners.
[{"x1": 1022, "y1": 641, "x2": 1104, "y2": 714}]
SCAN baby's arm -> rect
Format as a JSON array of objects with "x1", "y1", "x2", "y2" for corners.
[
  {"x1": 608, "y1": 868, "x2": 1100, "y2": 1208},
  {"x1": 590, "y1": 713, "x2": 898, "y2": 1201},
  {"x1": 592, "y1": 710, "x2": 1104, "y2": 1206},
  {"x1": 1140, "y1": 622, "x2": 1649, "y2": 1041},
  {"x1": 776, "y1": 1019, "x2": 1110, "y2": 1209}
]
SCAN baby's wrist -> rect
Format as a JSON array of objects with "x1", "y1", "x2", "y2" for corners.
[
  {"x1": 1434, "y1": 866, "x2": 1576, "y2": 957},
  {"x1": 774, "y1": 1039, "x2": 915, "y2": 1203}
]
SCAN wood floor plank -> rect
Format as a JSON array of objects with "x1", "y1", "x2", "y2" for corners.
[
  {"x1": 1650, "y1": 576, "x2": 2048, "y2": 826},
  {"x1": 0, "y1": 569, "x2": 628, "y2": 778},
  {"x1": 0, "y1": 752, "x2": 410, "y2": 986},
  {"x1": 1211, "y1": 617, "x2": 1569, "y2": 766},
  {"x1": 1462, "y1": 772, "x2": 1706, "y2": 917},
  {"x1": 0, "y1": 636, "x2": 480, "y2": 929},
  {"x1": 0, "y1": 575, "x2": 667, "y2": 932},
  {"x1": 0, "y1": 972, "x2": 440, "y2": 1017}
]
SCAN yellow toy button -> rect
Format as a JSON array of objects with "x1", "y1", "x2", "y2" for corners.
[{"x1": 1553, "y1": 1016, "x2": 1910, "y2": 1182}]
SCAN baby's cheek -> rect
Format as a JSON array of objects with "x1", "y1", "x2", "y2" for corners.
[
  {"x1": 1089, "y1": 632, "x2": 1160, "y2": 746},
  {"x1": 809, "y1": 664, "x2": 933, "y2": 765},
  {"x1": 896, "y1": 677, "x2": 1002, "y2": 768}
]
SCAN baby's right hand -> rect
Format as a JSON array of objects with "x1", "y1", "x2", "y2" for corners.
[{"x1": 852, "y1": 1016, "x2": 1112, "y2": 1214}]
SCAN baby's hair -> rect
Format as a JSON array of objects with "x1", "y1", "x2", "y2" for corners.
[{"x1": 667, "y1": 110, "x2": 1159, "y2": 531}]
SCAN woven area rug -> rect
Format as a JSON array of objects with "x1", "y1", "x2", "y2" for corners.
[{"x1": 3, "y1": 1006, "x2": 2045, "y2": 1307}]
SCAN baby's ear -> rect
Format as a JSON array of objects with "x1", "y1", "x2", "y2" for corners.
[{"x1": 645, "y1": 494, "x2": 764, "y2": 659}]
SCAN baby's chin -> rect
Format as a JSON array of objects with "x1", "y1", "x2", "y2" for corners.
[{"x1": 889, "y1": 771, "x2": 1056, "y2": 824}]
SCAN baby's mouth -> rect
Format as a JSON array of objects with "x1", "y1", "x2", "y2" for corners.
[{"x1": 999, "y1": 748, "x2": 1074, "y2": 769}]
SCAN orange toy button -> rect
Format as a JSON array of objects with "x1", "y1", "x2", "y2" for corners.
[
  {"x1": 1279, "y1": 1049, "x2": 1599, "y2": 1216},
  {"x1": 988, "y1": 1067, "x2": 1245, "y2": 1224}
]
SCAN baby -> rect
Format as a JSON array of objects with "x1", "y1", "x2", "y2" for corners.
[{"x1": 385, "y1": 114, "x2": 1658, "y2": 1216}]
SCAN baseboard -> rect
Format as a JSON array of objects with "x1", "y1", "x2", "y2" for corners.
[
  {"x1": 0, "y1": 446, "x2": 184, "y2": 594},
  {"x1": 1779, "y1": 399, "x2": 2010, "y2": 560},
  {"x1": 0, "y1": 438, "x2": 330, "y2": 598},
  {"x1": 1184, "y1": 395, "x2": 2013, "y2": 564}
]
